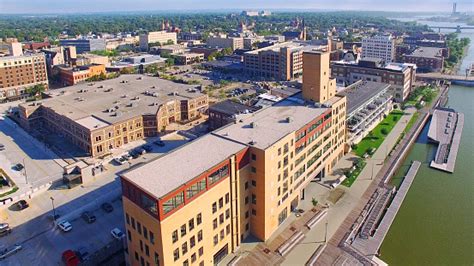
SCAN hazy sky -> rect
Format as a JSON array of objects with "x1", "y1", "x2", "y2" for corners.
[{"x1": 0, "y1": 0, "x2": 472, "y2": 14}]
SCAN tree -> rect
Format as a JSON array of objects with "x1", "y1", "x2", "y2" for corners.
[
  {"x1": 26, "y1": 84, "x2": 46, "y2": 99},
  {"x1": 381, "y1": 128, "x2": 389, "y2": 135},
  {"x1": 166, "y1": 39, "x2": 174, "y2": 45},
  {"x1": 312, "y1": 197, "x2": 318, "y2": 207},
  {"x1": 166, "y1": 57, "x2": 175, "y2": 67}
]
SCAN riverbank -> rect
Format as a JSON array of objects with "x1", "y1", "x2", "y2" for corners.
[{"x1": 446, "y1": 44, "x2": 471, "y2": 75}]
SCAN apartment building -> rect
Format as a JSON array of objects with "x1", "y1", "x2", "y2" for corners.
[
  {"x1": 18, "y1": 75, "x2": 207, "y2": 157},
  {"x1": 59, "y1": 39, "x2": 106, "y2": 54},
  {"x1": 139, "y1": 31, "x2": 178, "y2": 51},
  {"x1": 174, "y1": 53, "x2": 205, "y2": 65},
  {"x1": 42, "y1": 46, "x2": 78, "y2": 76},
  {"x1": 121, "y1": 51, "x2": 347, "y2": 265},
  {"x1": 402, "y1": 47, "x2": 446, "y2": 73},
  {"x1": 207, "y1": 37, "x2": 244, "y2": 51},
  {"x1": 331, "y1": 58, "x2": 416, "y2": 102},
  {"x1": 244, "y1": 42, "x2": 318, "y2": 81},
  {"x1": 338, "y1": 80, "x2": 393, "y2": 145},
  {"x1": 362, "y1": 35, "x2": 395, "y2": 63},
  {"x1": 0, "y1": 53, "x2": 49, "y2": 101}
]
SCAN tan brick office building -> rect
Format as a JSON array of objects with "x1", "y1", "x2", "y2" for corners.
[
  {"x1": 0, "y1": 53, "x2": 49, "y2": 101},
  {"x1": 121, "y1": 51, "x2": 347, "y2": 265},
  {"x1": 18, "y1": 75, "x2": 207, "y2": 157}
]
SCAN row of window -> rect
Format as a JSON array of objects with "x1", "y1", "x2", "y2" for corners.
[{"x1": 172, "y1": 213, "x2": 202, "y2": 243}]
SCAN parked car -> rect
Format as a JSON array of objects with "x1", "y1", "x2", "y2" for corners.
[
  {"x1": 13, "y1": 163, "x2": 24, "y2": 171},
  {"x1": 75, "y1": 247, "x2": 89, "y2": 262},
  {"x1": 81, "y1": 211, "x2": 96, "y2": 223},
  {"x1": 111, "y1": 228, "x2": 125, "y2": 240},
  {"x1": 0, "y1": 223, "x2": 11, "y2": 237},
  {"x1": 0, "y1": 244, "x2": 22, "y2": 261},
  {"x1": 113, "y1": 157, "x2": 126, "y2": 165},
  {"x1": 135, "y1": 147, "x2": 146, "y2": 155},
  {"x1": 142, "y1": 144, "x2": 153, "y2": 152},
  {"x1": 153, "y1": 140, "x2": 165, "y2": 147},
  {"x1": 57, "y1": 220, "x2": 72, "y2": 232},
  {"x1": 0, "y1": 144, "x2": 4, "y2": 151},
  {"x1": 101, "y1": 202, "x2": 114, "y2": 213},
  {"x1": 15, "y1": 200, "x2": 29, "y2": 210},
  {"x1": 62, "y1": 249, "x2": 80, "y2": 266},
  {"x1": 129, "y1": 149, "x2": 141, "y2": 159},
  {"x1": 121, "y1": 153, "x2": 132, "y2": 161}
]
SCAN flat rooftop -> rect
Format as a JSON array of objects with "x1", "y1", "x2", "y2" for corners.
[
  {"x1": 21, "y1": 74, "x2": 204, "y2": 130},
  {"x1": 213, "y1": 93, "x2": 329, "y2": 149},
  {"x1": 337, "y1": 81, "x2": 391, "y2": 114},
  {"x1": 209, "y1": 100, "x2": 259, "y2": 116},
  {"x1": 245, "y1": 42, "x2": 319, "y2": 55},
  {"x1": 409, "y1": 47, "x2": 443, "y2": 58},
  {"x1": 123, "y1": 134, "x2": 246, "y2": 199}
]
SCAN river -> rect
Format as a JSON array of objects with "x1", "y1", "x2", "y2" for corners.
[{"x1": 379, "y1": 18, "x2": 474, "y2": 265}]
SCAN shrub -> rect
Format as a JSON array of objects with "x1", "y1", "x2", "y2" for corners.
[{"x1": 381, "y1": 128, "x2": 389, "y2": 135}]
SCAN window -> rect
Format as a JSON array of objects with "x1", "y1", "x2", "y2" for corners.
[
  {"x1": 226, "y1": 224, "x2": 230, "y2": 235},
  {"x1": 182, "y1": 242, "x2": 188, "y2": 255},
  {"x1": 181, "y1": 224, "x2": 187, "y2": 237},
  {"x1": 196, "y1": 213, "x2": 202, "y2": 225},
  {"x1": 183, "y1": 260, "x2": 189, "y2": 266},
  {"x1": 251, "y1": 194, "x2": 256, "y2": 204},
  {"x1": 225, "y1": 193, "x2": 229, "y2": 204},
  {"x1": 208, "y1": 164, "x2": 229, "y2": 185},
  {"x1": 143, "y1": 227, "x2": 148, "y2": 240},
  {"x1": 131, "y1": 217, "x2": 136, "y2": 229},
  {"x1": 251, "y1": 180, "x2": 256, "y2": 187},
  {"x1": 190, "y1": 236, "x2": 196, "y2": 248},
  {"x1": 141, "y1": 193, "x2": 158, "y2": 215},
  {"x1": 198, "y1": 230, "x2": 203, "y2": 242},
  {"x1": 219, "y1": 198, "x2": 223, "y2": 209},
  {"x1": 225, "y1": 209, "x2": 230, "y2": 219},
  {"x1": 140, "y1": 240, "x2": 144, "y2": 252},
  {"x1": 182, "y1": 218, "x2": 191, "y2": 232},
  {"x1": 172, "y1": 230, "x2": 178, "y2": 243},
  {"x1": 135, "y1": 252, "x2": 139, "y2": 261},
  {"x1": 213, "y1": 218, "x2": 218, "y2": 229},
  {"x1": 191, "y1": 253, "x2": 197, "y2": 263},
  {"x1": 154, "y1": 252, "x2": 159, "y2": 266},
  {"x1": 219, "y1": 214, "x2": 224, "y2": 224},
  {"x1": 173, "y1": 249, "x2": 180, "y2": 261},
  {"x1": 245, "y1": 196, "x2": 249, "y2": 204},
  {"x1": 245, "y1": 181, "x2": 249, "y2": 189},
  {"x1": 212, "y1": 202, "x2": 217, "y2": 213},
  {"x1": 186, "y1": 179, "x2": 206, "y2": 200},
  {"x1": 150, "y1": 231, "x2": 155, "y2": 244},
  {"x1": 251, "y1": 167, "x2": 256, "y2": 173},
  {"x1": 245, "y1": 211, "x2": 249, "y2": 218},
  {"x1": 213, "y1": 235, "x2": 218, "y2": 245},
  {"x1": 245, "y1": 223, "x2": 249, "y2": 231},
  {"x1": 128, "y1": 230, "x2": 132, "y2": 242},
  {"x1": 251, "y1": 153, "x2": 256, "y2": 160},
  {"x1": 126, "y1": 213, "x2": 130, "y2": 225},
  {"x1": 163, "y1": 192, "x2": 184, "y2": 214},
  {"x1": 145, "y1": 244, "x2": 150, "y2": 256},
  {"x1": 199, "y1": 247, "x2": 204, "y2": 256},
  {"x1": 252, "y1": 209, "x2": 257, "y2": 216},
  {"x1": 220, "y1": 229, "x2": 225, "y2": 240}
]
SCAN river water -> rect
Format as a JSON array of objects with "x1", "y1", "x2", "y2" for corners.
[{"x1": 379, "y1": 18, "x2": 474, "y2": 265}]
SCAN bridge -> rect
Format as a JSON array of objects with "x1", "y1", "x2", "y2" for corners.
[
  {"x1": 429, "y1": 25, "x2": 474, "y2": 33},
  {"x1": 417, "y1": 73, "x2": 474, "y2": 86}
]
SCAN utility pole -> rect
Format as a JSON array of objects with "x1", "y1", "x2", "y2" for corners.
[
  {"x1": 23, "y1": 157, "x2": 28, "y2": 184},
  {"x1": 50, "y1": 197, "x2": 56, "y2": 222}
]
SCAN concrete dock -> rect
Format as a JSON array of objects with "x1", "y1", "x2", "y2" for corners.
[
  {"x1": 428, "y1": 108, "x2": 464, "y2": 173},
  {"x1": 352, "y1": 161, "x2": 421, "y2": 257}
]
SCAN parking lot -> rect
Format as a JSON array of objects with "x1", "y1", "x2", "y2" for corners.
[{"x1": 0, "y1": 115, "x2": 64, "y2": 189}]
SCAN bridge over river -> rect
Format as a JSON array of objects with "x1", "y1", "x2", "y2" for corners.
[
  {"x1": 429, "y1": 25, "x2": 474, "y2": 33},
  {"x1": 417, "y1": 73, "x2": 474, "y2": 86}
]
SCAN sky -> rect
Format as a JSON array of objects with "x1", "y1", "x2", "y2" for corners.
[{"x1": 0, "y1": 0, "x2": 472, "y2": 14}]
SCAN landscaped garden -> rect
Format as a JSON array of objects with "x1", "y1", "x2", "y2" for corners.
[
  {"x1": 404, "y1": 86, "x2": 438, "y2": 109},
  {"x1": 341, "y1": 158, "x2": 367, "y2": 187},
  {"x1": 352, "y1": 110, "x2": 404, "y2": 157}
]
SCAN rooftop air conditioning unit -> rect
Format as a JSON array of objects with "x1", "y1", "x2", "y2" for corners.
[
  {"x1": 250, "y1": 122, "x2": 257, "y2": 128},
  {"x1": 286, "y1": 117, "x2": 293, "y2": 123}
]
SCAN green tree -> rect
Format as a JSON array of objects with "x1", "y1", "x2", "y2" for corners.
[
  {"x1": 26, "y1": 84, "x2": 46, "y2": 99},
  {"x1": 166, "y1": 39, "x2": 174, "y2": 45}
]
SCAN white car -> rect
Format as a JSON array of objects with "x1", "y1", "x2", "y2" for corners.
[
  {"x1": 57, "y1": 221, "x2": 72, "y2": 232},
  {"x1": 0, "y1": 244, "x2": 22, "y2": 260},
  {"x1": 111, "y1": 228, "x2": 125, "y2": 240},
  {"x1": 113, "y1": 157, "x2": 126, "y2": 165}
]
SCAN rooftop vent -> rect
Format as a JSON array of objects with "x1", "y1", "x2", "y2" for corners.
[
  {"x1": 286, "y1": 117, "x2": 293, "y2": 123},
  {"x1": 248, "y1": 140, "x2": 256, "y2": 145},
  {"x1": 98, "y1": 85, "x2": 104, "y2": 88},
  {"x1": 121, "y1": 94, "x2": 128, "y2": 98},
  {"x1": 250, "y1": 122, "x2": 257, "y2": 128},
  {"x1": 137, "y1": 77, "x2": 143, "y2": 80}
]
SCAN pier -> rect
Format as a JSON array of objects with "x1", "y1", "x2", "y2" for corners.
[
  {"x1": 351, "y1": 161, "x2": 421, "y2": 258},
  {"x1": 428, "y1": 108, "x2": 464, "y2": 173}
]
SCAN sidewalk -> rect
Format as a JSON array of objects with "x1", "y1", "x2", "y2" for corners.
[{"x1": 281, "y1": 108, "x2": 415, "y2": 265}]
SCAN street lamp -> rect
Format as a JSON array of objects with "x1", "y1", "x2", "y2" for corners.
[
  {"x1": 22, "y1": 157, "x2": 28, "y2": 184},
  {"x1": 50, "y1": 196, "x2": 56, "y2": 222}
]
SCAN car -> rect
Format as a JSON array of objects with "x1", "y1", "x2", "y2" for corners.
[
  {"x1": 81, "y1": 211, "x2": 96, "y2": 223},
  {"x1": 15, "y1": 200, "x2": 29, "y2": 210},
  {"x1": 142, "y1": 144, "x2": 153, "y2": 152},
  {"x1": 57, "y1": 220, "x2": 72, "y2": 232},
  {"x1": 113, "y1": 157, "x2": 126, "y2": 165},
  {"x1": 111, "y1": 228, "x2": 125, "y2": 240},
  {"x1": 135, "y1": 147, "x2": 146, "y2": 155},
  {"x1": 0, "y1": 144, "x2": 4, "y2": 151},
  {"x1": 75, "y1": 247, "x2": 89, "y2": 262},
  {"x1": 129, "y1": 149, "x2": 141, "y2": 159},
  {"x1": 13, "y1": 163, "x2": 24, "y2": 171},
  {"x1": 0, "y1": 223, "x2": 11, "y2": 237},
  {"x1": 153, "y1": 140, "x2": 165, "y2": 147},
  {"x1": 62, "y1": 250, "x2": 80, "y2": 266},
  {"x1": 0, "y1": 244, "x2": 22, "y2": 261},
  {"x1": 101, "y1": 202, "x2": 114, "y2": 213},
  {"x1": 121, "y1": 153, "x2": 132, "y2": 161}
]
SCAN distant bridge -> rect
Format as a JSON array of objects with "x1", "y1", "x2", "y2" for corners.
[
  {"x1": 417, "y1": 73, "x2": 474, "y2": 86},
  {"x1": 429, "y1": 25, "x2": 474, "y2": 33}
]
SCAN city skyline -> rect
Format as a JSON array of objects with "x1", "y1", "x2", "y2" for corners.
[{"x1": 0, "y1": 0, "x2": 473, "y2": 14}]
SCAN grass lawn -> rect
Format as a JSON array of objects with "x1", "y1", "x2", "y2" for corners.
[
  {"x1": 0, "y1": 186, "x2": 19, "y2": 199},
  {"x1": 341, "y1": 161, "x2": 367, "y2": 187},
  {"x1": 353, "y1": 110, "x2": 404, "y2": 157},
  {"x1": 404, "y1": 112, "x2": 420, "y2": 134}
]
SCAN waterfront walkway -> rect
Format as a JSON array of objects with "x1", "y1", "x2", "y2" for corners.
[{"x1": 352, "y1": 161, "x2": 421, "y2": 257}]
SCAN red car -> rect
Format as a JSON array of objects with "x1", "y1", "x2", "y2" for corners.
[{"x1": 62, "y1": 250, "x2": 79, "y2": 266}]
